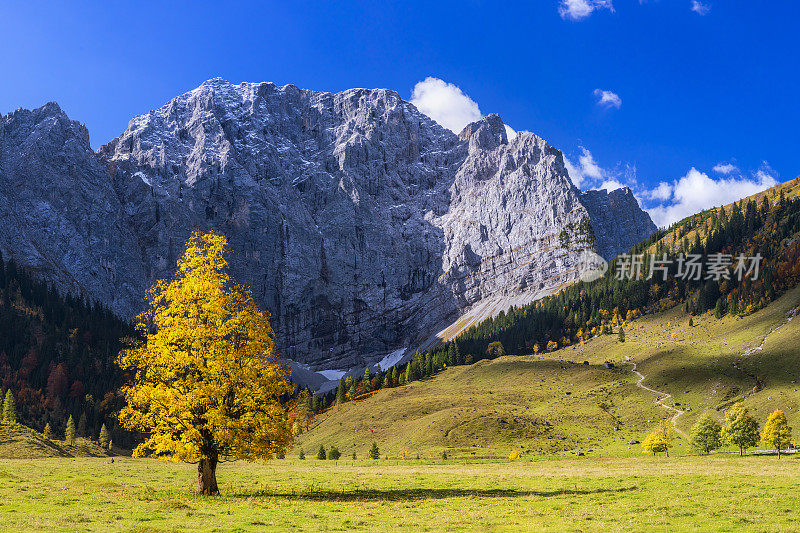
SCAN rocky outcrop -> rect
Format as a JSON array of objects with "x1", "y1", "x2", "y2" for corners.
[
  {"x1": 580, "y1": 187, "x2": 657, "y2": 259},
  {"x1": 0, "y1": 79, "x2": 656, "y2": 370}
]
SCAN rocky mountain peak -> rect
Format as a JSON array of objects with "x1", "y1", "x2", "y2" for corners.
[
  {"x1": 0, "y1": 80, "x2": 657, "y2": 373},
  {"x1": 458, "y1": 113, "x2": 508, "y2": 150}
]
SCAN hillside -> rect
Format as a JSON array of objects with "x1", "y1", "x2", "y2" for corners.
[
  {"x1": 295, "y1": 285, "x2": 800, "y2": 458},
  {"x1": 0, "y1": 423, "x2": 114, "y2": 459}
]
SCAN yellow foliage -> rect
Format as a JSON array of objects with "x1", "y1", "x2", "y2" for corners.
[
  {"x1": 761, "y1": 410, "x2": 793, "y2": 455},
  {"x1": 117, "y1": 232, "x2": 293, "y2": 464},
  {"x1": 508, "y1": 449, "x2": 519, "y2": 460},
  {"x1": 642, "y1": 420, "x2": 674, "y2": 456}
]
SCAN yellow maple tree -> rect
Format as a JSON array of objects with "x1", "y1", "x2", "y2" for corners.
[
  {"x1": 117, "y1": 232, "x2": 293, "y2": 495},
  {"x1": 761, "y1": 410, "x2": 793, "y2": 458}
]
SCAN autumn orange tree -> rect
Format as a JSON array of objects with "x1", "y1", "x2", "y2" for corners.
[{"x1": 117, "y1": 232, "x2": 293, "y2": 495}]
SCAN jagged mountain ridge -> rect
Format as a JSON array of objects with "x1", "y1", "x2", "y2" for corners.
[{"x1": 0, "y1": 78, "x2": 656, "y2": 370}]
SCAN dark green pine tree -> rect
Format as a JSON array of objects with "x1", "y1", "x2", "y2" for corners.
[
  {"x1": 335, "y1": 378, "x2": 346, "y2": 404},
  {"x1": 77, "y1": 412, "x2": 87, "y2": 437},
  {"x1": 391, "y1": 367, "x2": 398, "y2": 387},
  {"x1": 369, "y1": 442, "x2": 380, "y2": 459},
  {"x1": 316, "y1": 444, "x2": 327, "y2": 460},
  {"x1": 362, "y1": 367, "x2": 371, "y2": 392}
]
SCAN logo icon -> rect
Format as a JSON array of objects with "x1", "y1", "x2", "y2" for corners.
[{"x1": 577, "y1": 250, "x2": 608, "y2": 282}]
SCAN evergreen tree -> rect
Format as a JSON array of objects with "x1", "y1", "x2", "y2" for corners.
[
  {"x1": 99, "y1": 423, "x2": 110, "y2": 449},
  {"x1": 316, "y1": 444, "x2": 327, "y2": 460},
  {"x1": 363, "y1": 367, "x2": 371, "y2": 392},
  {"x1": 335, "y1": 379, "x2": 345, "y2": 405},
  {"x1": 761, "y1": 410, "x2": 793, "y2": 458},
  {"x1": 2, "y1": 390, "x2": 16, "y2": 424},
  {"x1": 689, "y1": 413, "x2": 722, "y2": 454},
  {"x1": 77, "y1": 412, "x2": 87, "y2": 437},
  {"x1": 298, "y1": 448, "x2": 305, "y2": 460},
  {"x1": 44, "y1": 422, "x2": 53, "y2": 440},
  {"x1": 390, "y1": 367, "x2": 398, "y2": 387},
  {"x1": 65, "y1": 415, "x2": 76, "y2": 445},
  {"x1": 328, "y1": 446, "x2": 341, "y2": 460},
  {"x1": 618, "y1": 327, "x2": 626, "y2": 343},
  {"x1": 721, "y1": 402, "x2": 760, "y2": 456},
  {"x1": 688, "y1": 317, "x2": 693, "y2": 327},
  {"x1": 369, "y1": 442, "x2": 380, "y2": 459}
]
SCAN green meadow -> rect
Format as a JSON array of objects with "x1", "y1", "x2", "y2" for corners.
[{"x1": 3, "y1": 454, "x2": 800, "y2": 532}]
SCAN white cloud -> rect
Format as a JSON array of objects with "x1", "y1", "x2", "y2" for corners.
[
  {"x1": 646, "y1": 181, "x2": 673, "y2": 201},
  {"x1": 564, "y1": 157, "x2": 583, "y2": 188},
  {"x1": 646, "y1": 167, "x2": 777, "y2": 227},
  {"x1": 410, "y1": 77, "x2": 481, "y2": 134},
  {"x1": 558, "y1": 0, "x2": 614, "y2": 21},
  {"x1": 600, "y1": 179, "x2": 626, "y2": 192},
  {"x1": 504, "y1": 124, "x2": 517, "y2": 141},
  {"x1": 594, "y1": 89, "x2": 622, "y2": 109},
  {"x1": 712, "y1": 162, "x2": 738, "y2": 174},
  {"x1": 691, "y1": 1, "x2": 710, "y2": 15},
  {"x1": 579, "y1": 148, "x2": 603, "y2": 179}
]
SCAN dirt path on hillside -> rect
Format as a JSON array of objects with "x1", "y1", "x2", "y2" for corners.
[
  {"x1": 632, "y1": 305, "x2": 800, "y2": 439},
  {"x1": 631, "y1": 363, "x2": 687, "y2": 438}
]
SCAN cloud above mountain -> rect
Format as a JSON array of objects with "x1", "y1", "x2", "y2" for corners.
[
  {"x1": 410, "y1": 77, "x2": 517, "y2": 139},
  {"x1": 646, "y1": 167, "x2": 777, "y2": 227},
  {"x1": 410, "y1": 77, "x2": 481, "y2": 134}
]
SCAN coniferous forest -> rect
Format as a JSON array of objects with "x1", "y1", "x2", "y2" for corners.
[{"x1": 0, "y1": 252, "x2": 134, "y2": 447}]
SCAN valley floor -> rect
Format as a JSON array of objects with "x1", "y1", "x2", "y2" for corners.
[{"x1": 3, "y1": 455, "x2": 800, "y2": 532}]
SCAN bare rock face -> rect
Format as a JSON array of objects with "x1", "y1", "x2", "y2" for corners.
[
  {"x1": 0, "y1": 103, "x2": 147, "y2": 314},
  {"x1": 0, "y1": 79, "x2": 656, "y2": 370}
]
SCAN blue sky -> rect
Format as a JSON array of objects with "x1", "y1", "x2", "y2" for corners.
[{"x1": 1, "y1": 1, "x2": 797, "y2": 226}]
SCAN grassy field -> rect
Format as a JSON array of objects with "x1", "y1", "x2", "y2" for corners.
[
  {"x1": 295, "y1": 286, "x2": 800, "y2": 459},
  {"x1": 3, "y1": 455, "x2": 800, "y2": 532}
]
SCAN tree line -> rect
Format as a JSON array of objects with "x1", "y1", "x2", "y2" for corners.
[{"x1": 643, "y1": 403, "x2": 794, "y2": 457}]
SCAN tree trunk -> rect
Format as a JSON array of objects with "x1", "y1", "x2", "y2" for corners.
[
  {"x1": 198, "y1": 454, "x2": 219, "y2": 495},
  {"x1": 740, "y1": 446, "x2": 743, "y2": 456}
]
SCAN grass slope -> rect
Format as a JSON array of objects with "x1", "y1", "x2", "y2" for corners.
[
  {"x1": 0, "y1": 424, "x2": 114, "y2": 459},
  {"x1": 297, "y1": 286, "x2": 800, "y2": 458}
]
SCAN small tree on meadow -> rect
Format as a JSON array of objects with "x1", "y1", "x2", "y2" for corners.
[
  {"x1": 65, "y1": 415, "x2": 76, "y2": 445},
  {"x1": 486, "y1": 341, "x2": 505, "y2": 359},
  {"x1": 721, "y1": 402, "x2": 759, "y2": 456},
  {"x1": 43, "y1": 422, "x2": 53, "y2": 440},
  {"x1": 328, "y1": 446, "x2": 341, "y2": 460},
  {"x1": 689, "y1": 413, "x2": 721, "y2": 454},
  {"x1": 2, "y1": 390, "x2": 16, "y2": 424},
  {"x1": 316, "y1": 444, "x2": 327, "y2": 460},
  {"x1": 99, "y1": 423, "x2": 110, "y2": 449},
  {"x1": 761, "y1": 410, "x2": 793, "y2": 458},
  {"x1": 618, "y1": 327, "x2": 625, "y2": 343},
  {"x1": 369, "y1": 442, "x2": 380, "y2": 459},
  {"x1": 642, "y1": 420, "x2": 673, "y2": 456},
  {"x1": 298, "y1": 448, "x2": 305, "y2": 460}
]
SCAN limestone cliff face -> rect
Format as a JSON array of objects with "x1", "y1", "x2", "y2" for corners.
[{"x1": 0, "y1": 79, "x2": 656, "y2": 369}]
